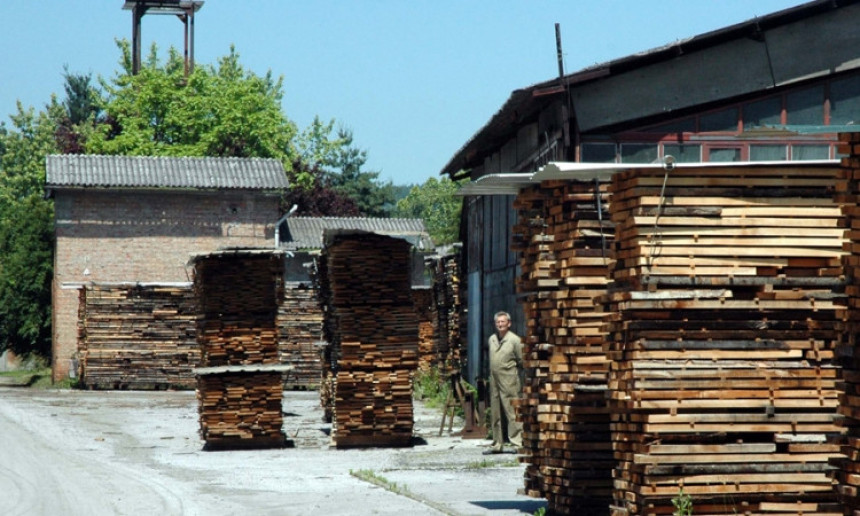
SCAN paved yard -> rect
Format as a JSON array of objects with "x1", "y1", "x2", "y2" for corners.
[{"x1": 0, "y1": 387, "x2": 545, "y2": 516}]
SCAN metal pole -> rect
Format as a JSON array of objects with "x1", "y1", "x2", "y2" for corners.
[
  {"x1": 555, "y1": 23, "x2": 564, "y2": 79},
  {"x1": 189, "y1": 7, "x2": 195, "y2": 73},
  {"x1": 132, "y1": 4, "x2": 144, "y2": 74}
]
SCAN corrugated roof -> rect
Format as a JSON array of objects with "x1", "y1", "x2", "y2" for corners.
[
  {"x1": 439, "y1": 0, "x2": 860, "y2": 179},
  {"x1": 45, "y1": 154, "x2": 289, "y2": 190},
  {"x1": 283, "y1": 217, "x2": 433, "y2": 251}
]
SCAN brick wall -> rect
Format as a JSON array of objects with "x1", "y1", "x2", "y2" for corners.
[{"x1": 52, "y1": 188, "x2": 280, "y2": 381}]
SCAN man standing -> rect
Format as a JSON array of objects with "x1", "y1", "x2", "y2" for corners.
[{"x1": 484, "y1": 311, "x2": 524, "y2": 454}]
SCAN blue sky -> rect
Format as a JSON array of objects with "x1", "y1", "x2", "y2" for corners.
[{"x1": 0, "y1": 1, "x2": 805, "y2": 186}]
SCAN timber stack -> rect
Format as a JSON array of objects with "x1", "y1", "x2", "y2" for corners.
[
  {"x1": 278, "y1": 283, "x2": 324, "y2": 389},
  {"x1": 605, "y1": 164, "x2": 845, "y2": 515},
  {"x1": 512, "y1": 178, "x2": 615, "y2": 514},
  {"x1": 833, "y1": 131, "x2": 860, "y2": 510},
  {"x1": 413, "y1": 287, "x2": 437, "y2": 373},
  {"x1": 193, "y1": 249, "x2": 289, "y2": 450},
  {"x1": 320, "y1": 232, "x2": 419, "y2": 448},
  {"x1": 432, "y1": 251, "x2": 463, "y2": 372},
  {"x1": 76, "y1": 283, "x2": 199, "y2": 389}
]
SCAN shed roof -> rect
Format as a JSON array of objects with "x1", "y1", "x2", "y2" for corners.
[
  {"x1": 282, "y1": 217, "x2": 433, "y2": 251},
  {"x1": 45, "y1": 154, "x2": 289, "y2": 190},
  {"x1": 439, "y1": 0, "x2": 860, "y2": 179}
]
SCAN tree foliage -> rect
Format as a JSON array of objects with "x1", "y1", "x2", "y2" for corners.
[
  {"x1": 393, "y1": 177, "x2": 463, "y2": 245},
  {"x1": 296, "y1": 116, "x2": 394, "y2": 216},
  {"x1": 281, "y1": 160, "x2": 360, "y2": 217},
  {"x1": 87, "y1": 42, "x2": 299, "y2": 172},
  {"x1": 0, "y1": 102, "x2": 60, "y2": 357},
  {"x1": 54, "y1": 67, "x2": 101, "y2": 154}
]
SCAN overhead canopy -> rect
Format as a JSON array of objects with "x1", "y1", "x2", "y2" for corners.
[
  {"x1": 457, "y1": 160, "x2": 841, "y2": 196},
  {"x1": 455, "y1": 173, "x2": 535, "y2": 196}
]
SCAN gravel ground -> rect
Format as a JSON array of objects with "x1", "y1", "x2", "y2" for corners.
[{"x1": 0, "y1": 386, "x2": 546, "y2": 516}]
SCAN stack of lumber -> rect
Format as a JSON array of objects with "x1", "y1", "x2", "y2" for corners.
[
  {"x1": 196, "y1": 370, "x2": 285, "y2": 450},
  {"x1": 413, "y1": 287, "x2": 438, "y2": 373},
  {"x1": 606, "y1": 164, "x2": 846, "y2": 515},
  {"x1": 512, "y1": 180, "x2": 615, "y2": 514},
  {"x1": 77, "y1": 283, "x2": 199, "y2": 389},
  {"x1": 278, "y1": 283, "x2": 324, "y2": 389},
  {"x1": 432, "y1": 252, "x2": 464, "y2": 371},
  {"x1": 193, "y1": 250, "x2": 288, "y2": 450},
  {"x1": 194, "y1": 251, "x2": 284, "y2": 367},
  {"x1": 320, "y1": 232, "x2": 419, "y2": 448},
  {"x1": 832, "y1": 132, "x2": 860, "y2": 510}
]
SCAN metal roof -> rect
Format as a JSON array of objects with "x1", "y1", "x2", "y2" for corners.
[
  {"x1": 457, "y1": 159, "x2": 841, "y2": 195},
  {"x1": 439, "y1": 0, "x2": 860, "y2": 179},
  {"x1": 455, "y1": 173, "x2": 536, "y2": 196},
  {"x1": 45, "y1": 154, "x2": 289, "y2": 190},
  {"x1": 282, "y1": 217, "x2": 433, "y2": 251}
]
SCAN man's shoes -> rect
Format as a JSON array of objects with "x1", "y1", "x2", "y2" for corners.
[{"x1": 482, "y1": 448, "x2": 503, "y2": 455}]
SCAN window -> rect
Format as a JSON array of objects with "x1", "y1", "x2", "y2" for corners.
[
  {"x1": 620, "y1": 144, "x2": 658, "y2": 163},
  {"x1": 581, "y1": 143, "x2": 617, "y2": 163},
  {"x1": 830, "y1": 75, "x2": 860, "y2": 125},
  {"x1": 663, "y1": 144, "x2": 701, "y2": 163},
  {"x1": 700, "y1": 108, "x2": 738, "y2": 132},
  {"x1": 744, "y1": 97, "x2": 782, "y2": 128},
  {"x1": 750, "y1": 145, "x2": 787, "y2": 161},
  {"x1": 708, "y1": 147, "x2": 741, "y2": 162},
  {"x1": 791, "y1": 145, "x2": 830, "y2": 161},
  {"x1": 786, "y1": 86, "x2": 824, "y2": 125}
]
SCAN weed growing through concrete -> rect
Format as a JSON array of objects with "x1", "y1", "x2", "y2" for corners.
[
  {"x1": 349, "y1": 469, "x2": 457, "y2": 515},
  {"x1": 412, "y1": 367, "x2": 451, "y2": 409},
  {"x1": 465, "y1": 458, "x2": 519, "y2": 469}
]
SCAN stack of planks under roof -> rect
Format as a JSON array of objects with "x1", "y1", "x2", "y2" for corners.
[
  {"x1": 278, "y1": 283, "x2": 324, "y2": 389},
  {"x1": 512, "y1": 178, "x2": 615, "y2": 514},
  {"x1": 413, "y1": 287, "x2": 437, "y2": 373},
  {"x1": 193, "y1": 249, "x2": 289, "y2": 450},
  {"x1": 833, "y1": 132, "x2": 860, "y2": 510},
  {"x1": 320, "y1": 231, "x2": 419, "y2": 448},
  {"x1": 430, "y1": 252, "x2": 464, "y2": 373},
  {"x1": 606, "y1": 163, "x2": 846, "y2": 515},
  {"x1": 77, "y1": 283, "x2": 199, "y2": 389}
]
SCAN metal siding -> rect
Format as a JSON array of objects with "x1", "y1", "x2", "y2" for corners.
[
  {"x1": 500, "y1": 138, "x2": 518, "y2": 172},
  {"x1": 572, "y1": 37, "x2": 773, "y2": 131},
  {"x1": 483, "y1": 197, "x2": 493, "y2": 271},
  {"x1": 517, "y1": 123, "x2": 539, "y2": 165},
  {"x1": 766, "y1": 4, "x2": 860, "y2": 85},
  {"x1": 467, "y1": 271, "x2": 483, "y2": 385},
  {"x1": 467, "y1": 197, "x2": 483, "y2": 274}
]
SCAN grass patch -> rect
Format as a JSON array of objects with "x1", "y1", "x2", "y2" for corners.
[
  {"x1": 350, "y1": 469, "x2": 456, "y2": 516},
  {"x1": 0, "y1": 366, "x2": 79, "y2": 389},
  {"x1": 413, "y1": 367, "x2": 450, "y2": 409},
  {"x1": 465, "y1": 457, "x2": 520, "y2": 469}
]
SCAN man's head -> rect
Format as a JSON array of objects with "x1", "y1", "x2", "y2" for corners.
[{"x1": 494, "y1": 311, "x2": 511, "y2": 336}]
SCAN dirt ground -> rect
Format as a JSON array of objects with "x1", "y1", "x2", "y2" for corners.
[{"x1": 0, "y1": 386, "x2": 546, "y2": 516}]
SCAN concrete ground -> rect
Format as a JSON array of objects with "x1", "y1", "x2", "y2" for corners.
[{"x1": 0, "y1": 386, "x2": 546, "y2": 516}]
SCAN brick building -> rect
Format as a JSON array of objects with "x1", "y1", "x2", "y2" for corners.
[{"x1": 45, "y1": 154, "x2": 289, "y2": 381}]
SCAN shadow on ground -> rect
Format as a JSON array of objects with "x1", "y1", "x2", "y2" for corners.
[{"x1": 470, "y1": 499, "x2": 547, "y2": 513}]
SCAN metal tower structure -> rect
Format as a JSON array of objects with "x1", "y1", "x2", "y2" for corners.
[{"x1": 122, "y1": 1, "x2": 204, "y2": 75}]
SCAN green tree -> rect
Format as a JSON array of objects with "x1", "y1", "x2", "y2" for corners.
[
  {"x1": 296, "y1": 117, "x2": 394, "y2": 216},
  {"x1": 0, "y1": 102, "x2": 60, "y2": 357},
  {"x1": 54, "y1": 67, "x2": 102, "y2": 154},
  {"x1": 393, "y1": 177, "x2": 463, "y2": 245},
  {"x1": 87, "y1": 42, "x2": 299, "y2": 175}
]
